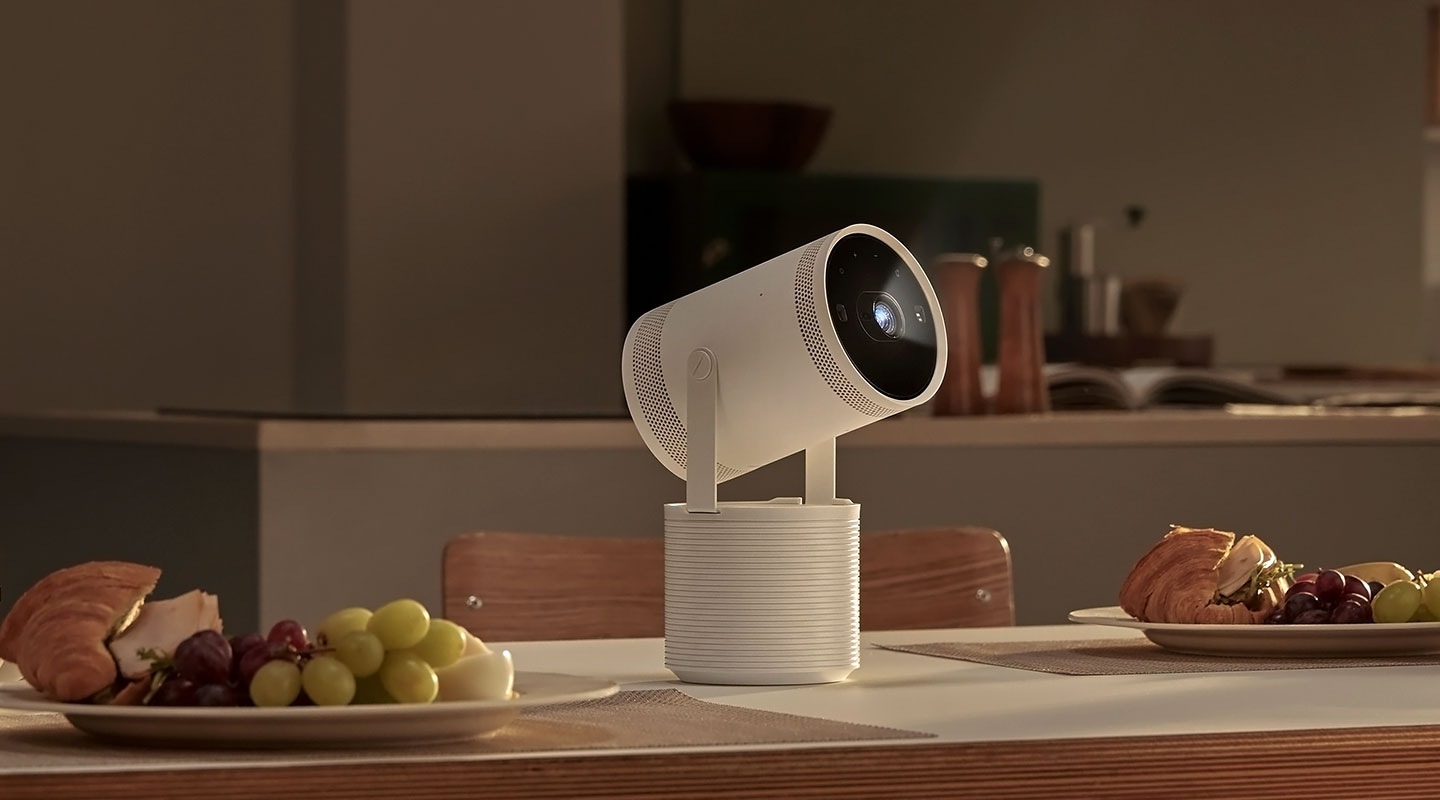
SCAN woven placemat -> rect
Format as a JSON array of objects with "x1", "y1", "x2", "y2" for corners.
[
  {"x1": 0, "y1": 688, "x2": 931, "y2": 772},
  {"x1": 876, "y1": 639, "x2": 1440, "y2": 676}
]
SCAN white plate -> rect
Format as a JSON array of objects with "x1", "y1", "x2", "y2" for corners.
[
  {"x1": 0, "y1": 671, "x2": 616, "y2": 747},
  {"x1": 1068, "y1": 606, "x2": 1440, "y2": 657}
]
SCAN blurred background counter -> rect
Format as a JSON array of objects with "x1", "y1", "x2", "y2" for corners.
[{"x1": 4, "y1": 409, "x2": 1439, "y2": 631}]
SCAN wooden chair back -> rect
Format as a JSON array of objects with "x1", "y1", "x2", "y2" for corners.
[
  {"x1": 443, "y1": 531, "x2": 665, "y2": 641},
  {"x1": 442, "y1": 526, "x2": 1013, "y2": 641},
  {"x1": 857, "y1": 527, "x2": 1014, "y2": 630}
]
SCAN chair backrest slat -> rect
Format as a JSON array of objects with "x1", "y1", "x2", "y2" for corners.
[{"x1": 442, "y1": 527, "x2": 1013, "y2": 641}]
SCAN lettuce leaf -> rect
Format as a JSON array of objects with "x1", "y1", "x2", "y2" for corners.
[{"x1": 1216, "y1": 559, "x2": 1300, "y2": 608}]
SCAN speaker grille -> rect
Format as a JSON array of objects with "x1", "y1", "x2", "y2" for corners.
[
  {"x1": 794, "y1": 238, "x2": 895, "y2": 418},
  {"x1": 631, "y1": 304, "x2": 743, "y2": 481}
]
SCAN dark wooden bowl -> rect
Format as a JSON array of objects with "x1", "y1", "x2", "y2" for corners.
[{"x1": 667, "y1": 100, "x2": 832, "y2": 171}]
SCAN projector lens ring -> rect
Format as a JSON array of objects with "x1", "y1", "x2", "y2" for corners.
[
  {"x1": 856, "y1": 291, "x2": 903, "y2": 342},
  {"x1": 871, "y1": 297, "x2": 900, "y2": 338}
]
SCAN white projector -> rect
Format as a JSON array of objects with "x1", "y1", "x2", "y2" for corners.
[{"x1": 621, "y1": 223, "x2": 947, "y2": 685}]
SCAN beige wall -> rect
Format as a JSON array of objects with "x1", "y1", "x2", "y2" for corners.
[
  {"x1": 625, "y1": 0, "x2": 681, "y2": 174},
  {"x1": 343, "y1": 0, "x2": 625, "y2": 415},
  {"x1": 1424, "y1": 133, "x2": 1440, "y2": 361},
  {"x1": 0, "y1": 0, "x2": 627, "y2": 416},
  {"x1": 677, "y1": 0, "x2": 1428, "y2": 366},
  {"x1": 0, "y1": 1, "x2": 296, "y2": 411},
  {"x1": 1, "y1": 1, "x2": 1430, "y2": 414}
]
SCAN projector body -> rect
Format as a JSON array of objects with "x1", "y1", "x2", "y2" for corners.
[
  {"x1": 621, "y1": 223, "x2": 947, "y2": 686},
  {"x1": 623, "y1": 223, "x2": 946, "y2": 483}
]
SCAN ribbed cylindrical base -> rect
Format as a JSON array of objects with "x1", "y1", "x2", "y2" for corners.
[{"x1": 663, "y1": 498, "x2": 859, "y2": 685}]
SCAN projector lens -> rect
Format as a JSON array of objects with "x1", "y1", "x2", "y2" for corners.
[
  {"x1": 872, "y1": 298, "x2": 899, "y2": 337},
  {"x1": 825, "y1": 233, "x2": 939, "y2": 400},
  {"x1": 857, "y1": 292, "x2": 904, "y2": 341}
]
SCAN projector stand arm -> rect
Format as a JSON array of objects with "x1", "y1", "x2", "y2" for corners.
[
  {"x1": 685, "y1": 348, "x2": 719, "y2": 513},
  {"x1": 685, "y1": 347, "x2": 837, "y2": 510},
  {"x1": 805, "y1": 438, "x2": 837, "y2": 505}
]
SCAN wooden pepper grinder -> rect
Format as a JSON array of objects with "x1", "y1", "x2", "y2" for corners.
[
  {"x1": 992, "y1": 246, "x2": 1052, "y2": 415},
  {"x1": 931, "y1": 253, "x2": 988, "y2": 415}
]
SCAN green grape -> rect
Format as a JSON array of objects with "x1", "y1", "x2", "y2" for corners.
[
  {"x1": 1423, "y1": 576, "x2": 1440, "y2": 620},
  {"x1": 352, "y1": 673, "x2": 395, "y2": 705},
  {"x1": 302, "y1": 656, "x2": 357, "y2": 706},
  {"x1": 367, "y1": 598, "x2": 431, "y2": 651},
  {"x1": 249, "y1": 660, "x2": 302, "y2": 707},
  {"x1": 334, "y1": 630, "x2": 385, "y2": 677},
  {"x1": 1373, "y1": 579, "x2": 1423, "y2": 624},
  {"x1": 379, "y1": 650, "x2": 439, "y2": 704},
  {"x1": 317, "y1": 606, "x2": 373, "y2": 646},
  {"x1": 411, "y1": 618, "x2": 468, "y2": 669}
]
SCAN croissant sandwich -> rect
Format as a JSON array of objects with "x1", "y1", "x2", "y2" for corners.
[
  {"x1": 0, "y1": 561, "x2": 221, "y2": 702},
  {"x1": 1118, "y1": 526, "x2": 1295, "y2": 624}
]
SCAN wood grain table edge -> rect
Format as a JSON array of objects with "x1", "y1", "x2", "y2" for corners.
[{"x1": 4, "y1": 723, "x2": 1439, "y2": 800}]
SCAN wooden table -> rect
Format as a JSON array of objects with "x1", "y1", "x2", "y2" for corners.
[{"x1": 5, "y1": 625, "x2": 1440, "y2": 799}]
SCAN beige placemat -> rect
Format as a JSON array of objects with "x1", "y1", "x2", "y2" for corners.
[
  {"x1": 0, "y1": 689, "x2": 931, "y2": 772},
  {"x1": 877, "y1": 639, "x2": 1440, "y2": 676}
]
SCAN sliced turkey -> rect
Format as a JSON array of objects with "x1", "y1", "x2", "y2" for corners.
[{"x1": 108, "y1": 589, "x2": 222, "y2": 679}]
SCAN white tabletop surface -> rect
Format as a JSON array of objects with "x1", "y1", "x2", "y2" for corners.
[
  {"x1": 6, "y1": 628, "x2": 1438, "y2": 797},
  {"x1": 499, "y1": 624, "x2": 1440, "y2": 745},
  {"x1": 6, "y1": 624, "x2": 1440, "y2": 763}
]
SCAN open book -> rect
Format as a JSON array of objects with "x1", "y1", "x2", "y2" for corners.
[
  {"x1": 965, "y1": 364, "x2": 1440, "y2": 412},
  {"x1": 1032, "y1": 365, "x2": 1440, "y2": 411},
  {"x1": 1043, "y1": 366, "x2": 1295, "y2": 411}
]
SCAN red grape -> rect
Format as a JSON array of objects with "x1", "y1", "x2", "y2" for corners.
[
  {"x1": 268, "y1": 619, "x2": 309, "y2": 651},
  {"x1": 1330, "y1": 599, "x2": 1373, "y2": 624},
  {"x1": 1342, "y1": 575, "x2": 1371, "y2": 601},
  {"x1": 229, "y1": 632, "x2": 266, "y2": 659},
  {"x1": 193, "y1": 683, "x2": 241, "y2": 707},
  {"x1": 148, "y1": 677, "x2": 198, "y2": 706},
  {"x1": 237, "y1": 641, "x2": 294, "y2": 686},
  {"x1": 1286, "y1": 580, "x2": 1317, "y2": 600},
  {"x1": 228, "y1": 632, "x2": 266, "y2": 682},
  {"x1": 1282, "y1": 591, "x2": 1321, "y2": 620},
  {"x1": 1292, "y1": 608, "x2": 1330, "y2": 624},
  {"x1": 1314, "y1": 570, "x2": 1346, "y2": 604},
  {"x1": 173, "y1": 630, "x2": 232, "y2": 685}
]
